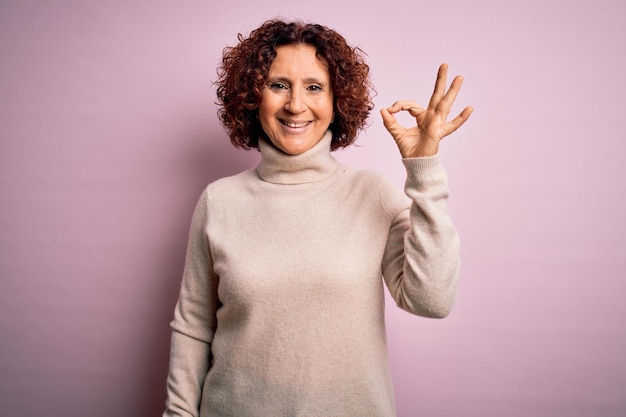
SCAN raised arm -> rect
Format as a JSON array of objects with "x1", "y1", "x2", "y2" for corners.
[{"x1": 380, "y1": 64, "x2": 470, "y2": 317}]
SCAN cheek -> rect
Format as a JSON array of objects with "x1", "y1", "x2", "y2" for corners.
[
  {"x1": 326, "y1": 103, "x2": 335, "y2": 123},
  {"x1": 258, "y1": 93, "x2": 280, "y2": 121},
  {"x1": 257, "y1": 103, "x2": 276, "y2": 138},
  {"x1": 325, "y1": 97, "x2": 335, "y2": 121},
  {"x1": 257, "y1": 103, "x2": 271, "y2": 127}
]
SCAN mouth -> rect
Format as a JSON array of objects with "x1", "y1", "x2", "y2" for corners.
[{"x1": 280, "y1": 120, "x2": 311, "y2": 129}]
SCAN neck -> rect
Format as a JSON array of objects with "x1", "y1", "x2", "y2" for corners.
[{"x1": 256, "y1": 130, "x2": 338, "y2": 184}]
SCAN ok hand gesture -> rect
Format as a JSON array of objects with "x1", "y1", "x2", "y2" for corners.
[{"x1": 380, "y1": 63, "x2": 473, "y2": 158}]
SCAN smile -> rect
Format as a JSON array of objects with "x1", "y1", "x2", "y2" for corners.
[{"x1": 280, "y1": 120, "x2": 311, "y2": 128}]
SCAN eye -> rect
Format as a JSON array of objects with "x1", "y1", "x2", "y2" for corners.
[
  {"x1": 269, "y1": 82, "x2": 288, "y2": 90},
  {"x1": 307, "y1": 85, "x2": 323, "y2": 93}
]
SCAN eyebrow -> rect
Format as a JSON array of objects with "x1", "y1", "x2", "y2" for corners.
[{"x1": 267, "y1": 76, "x2": 329, "y2": 85}]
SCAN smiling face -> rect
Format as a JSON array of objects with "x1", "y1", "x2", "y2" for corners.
[{"x1": 258, "y1": 44, "x2": 334, "y2": 155}]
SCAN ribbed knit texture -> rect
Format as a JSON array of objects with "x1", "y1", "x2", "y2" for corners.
[{"x1": 164, "y1": 131, "x2": 460, "y2": 417}]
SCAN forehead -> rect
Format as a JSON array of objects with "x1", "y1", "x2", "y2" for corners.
[{"x1": 268, "y1": 44, "x2": 329, "y2": 79}]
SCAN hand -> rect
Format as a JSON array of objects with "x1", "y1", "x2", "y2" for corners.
[{"x1": 380, "y1": 63, "x2": 473, "y2": 158}]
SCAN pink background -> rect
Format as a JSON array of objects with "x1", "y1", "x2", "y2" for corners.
[{"x1": 1, "y1": 1, "x2": 625, "y2": 416}]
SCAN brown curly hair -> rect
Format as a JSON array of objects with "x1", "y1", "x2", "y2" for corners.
[{"x1": 215, "y1": 19, "x2": 374, "y2": 151}]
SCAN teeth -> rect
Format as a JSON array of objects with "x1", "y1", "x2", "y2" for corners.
[{"x1": 284, "y1": 121, "x2": 308, "y2": 128}]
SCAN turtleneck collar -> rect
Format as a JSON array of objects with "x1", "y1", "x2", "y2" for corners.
[{"x1": 256, "y1": 130, "x2": 339, "y2": 185}]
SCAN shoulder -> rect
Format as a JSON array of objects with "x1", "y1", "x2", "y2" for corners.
[
  {"x1": 189, "y1": 169, "x2": 258, "y2": 216},
  {"x1": 203, "y1": 168, "x2": 257, "y2": 196},
  {"x1": 343, "y1": 167, "x2": 409, "y2": 218}
]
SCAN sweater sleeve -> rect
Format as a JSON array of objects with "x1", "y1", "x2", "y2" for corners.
[
  {"x1": 164, "y1": 190, "x2": 219, "y2": 417},
  {"x1": 381, "y1": 156, "x2": 460, "y2": 318}
]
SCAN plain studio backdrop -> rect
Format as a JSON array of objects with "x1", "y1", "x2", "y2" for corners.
[{"x1": 1, "y1": 1, "x2": 624, "y2": 416}]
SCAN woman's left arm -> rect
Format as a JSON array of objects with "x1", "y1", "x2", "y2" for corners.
[
  {"x1": 381, "y1": 156, "x2": 460, "y2": 318},
  {"x1": 380, "y1": 64, "x2": 471, "y2": 317}
]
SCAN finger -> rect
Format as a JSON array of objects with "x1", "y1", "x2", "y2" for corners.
[
  {"x1": 427, "y1": 63, "x2": 448, "y2": 110},
  {"x1": 441, "y1": 106, "x2": 473, "y2": 137},
  {"x1": 380, "y1": 107, "x2": 406, "y2": 138},
  {"x1": 437, "y1": 75, "x2": 464, "y2": 119},
  {"x1": 380, "y1": 107, "x2": 396, "y2": 128},
  {"x1": 407, "y1": 105, "x2": 424, "y2": 118},
  {"x1": 386, "y1": 100, "x2": 422, "y2": 114}
]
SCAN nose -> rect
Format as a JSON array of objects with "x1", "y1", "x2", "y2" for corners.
[{"x1": 284, "y1": 88, "x2": 306, "y2": 114}]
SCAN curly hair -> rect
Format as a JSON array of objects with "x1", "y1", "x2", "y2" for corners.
[{"x1": 215, "y1": 19, "x2": 374, "y2": 151}]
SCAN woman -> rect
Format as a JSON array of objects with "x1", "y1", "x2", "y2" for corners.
[{"x1": 164, "y1": 19, "x2": 472, "y2": 417}]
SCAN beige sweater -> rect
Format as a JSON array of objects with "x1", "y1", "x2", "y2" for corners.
[{"x1": 164, "y1": 131, "x2": 460, "y2": 416}]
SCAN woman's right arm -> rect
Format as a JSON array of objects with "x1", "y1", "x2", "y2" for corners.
[{"x1": 164, "y1": 190, "x2": 219, "y2": 417}]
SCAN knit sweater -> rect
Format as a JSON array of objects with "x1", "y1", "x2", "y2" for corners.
[{"x1": 164, "y1": 130, "x2": 460, "y2": 417}]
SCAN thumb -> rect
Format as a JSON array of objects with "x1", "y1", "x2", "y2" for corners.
[
  {"x1": 380, "y1": 108, "x2": 403, "y2": 137},
  {"x1": 380, "y1": 107, "x2": 395, "y2": 128}
]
